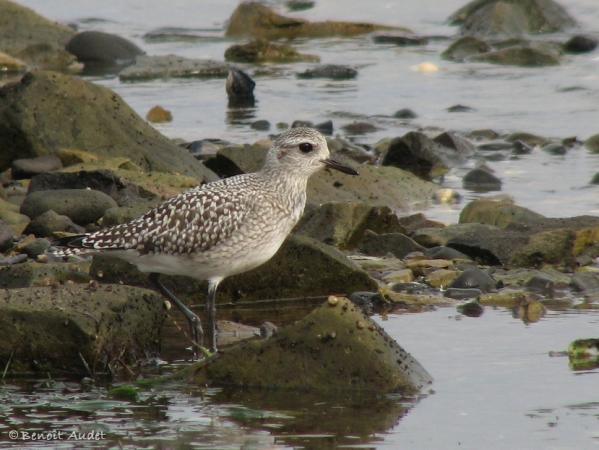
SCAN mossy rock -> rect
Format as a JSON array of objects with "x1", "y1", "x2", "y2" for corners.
[
  {"x1": 0, "y1": 260, "x2": 90, "y2": 289},
  {"x1": 224, "y1": 39, "x2": 319, "y2": 63},
  {"x1": 470, "y1": 44, "x2": 561, "y2": 67},
  {"x1": 0, "y1": 284, "x2": 164, "y2": 376},
  {"x1": 459, "y1": 198, "x2": 545, "y2": 228},
  {"x1": 183, "y1": 297, "x2": 431, "y2": 393}
]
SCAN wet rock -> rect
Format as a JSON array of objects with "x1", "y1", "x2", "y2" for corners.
[
  {"x1": 0, "y1": 51, "x2": 26, "y2": 72},
  {"x1": 348, "y1": 291, "x2": 381, "y2": 314},
  {"x1": 542, "y1": 142, "x2": 567, "y2": 155},
  {"x1": 297, "y1": 64, "x2": 357, "y2": 80},
  {"x1": 393, "y1": 108, "x2": 418, "y2": 119},
  {"x1": 342, "y1": 122, "x2": 378, "y2": 135},
  {"x1": 525, "y1": 274, "x2": 555, "y2": 296},
  {"x1": 0, "y1": 71, "x2": 214, "y2": 180},
  {"x1": 250, "y1": 120, "x2": 270, "y2": 131},
  {"x1": 315, "y1": 120, "x2": 334, "y2": 136},
  {"x1": 479, "y1": 289, "x2": 531, "y2": 307},
  {"x1": 585, "y1": 134, "x2": 599, "y2": 153},
  {"x1": 21, "y1": 189, "x2": 117, "y2": 224},
  {"x1": 442, "y1": 36, "x2": 491, "y2": 61},
  {"x1": 507, "y1": 131, "x2": 550, "y2": 147},
  {"x1": 0, "y1": 284, "x2": 163, "y2": 375},
  {"x1": 381, "y1": 269, "x2": 414, "y2": 285},
  {"x1": 512, "y1": 140, "x2": 534, "y2": 155},
  {"x1": 469, "y1": 129, "x2": 500, "y2": 140},
  {"x1": 449, "y1": 0, "x2": 576, "y2": 37},
  {"x1": 120, "y1": 54, "x2": 229, "y2": 81},
  {"x1": 66, "y1": 31, "x2": 144, "y2": 66},
  {"x1": 568, "y1": 339, "x2": 599, "y2": 371},
  {"x1": 0, "y1": 0, "x2": 77, "y2": 71},
  {"x1": 449, "y1": 267, "x2": 497, "y2": 292},
  {"x1": 142, "y1": 27, "x2": 214, "y2": 43},
  {"x1": 226, "y1": 68, "x2": 255, "y2": 108},
  {"x1": 0, "y1": 197, "x2": 29, "y2": 235},
  {"x1": 373, "y1": 33, "x2": 428, "y2": 46},
  {"x1": 447, "y1": 104, "x2": 475, "y2": 113},
  {"x1": 146, "y1": 105, "x2": 172, "y2": 123},
  {"x1": 11, "y1": 155, "x2": 63, "y2": 179},
  {"x1": 19, "y1": 237, "x2": 50, "y2": 258},
  {"x1": 426, "y1": 269, "x2": 459, "y2": 288},
  {"x1": 327, "y1": 137, "x2": 373, "y2": 163},
  {"x1": 358, "y1": 230, "x2": 425, "y2": 258},
  {"x1": 224, "y1": 39, "x2": 319, "y2": 63},
  {"x1": 564, "y1": 35, "x2": 598, "y2": 54},
  {"x1": 470, "y1": 42, "x2": 561, "y2": 67},
  {"x1": 459, "y1": 198, "x2": 544, "y2": 228},
  {"x1": 457, "y1": 301, "x2": 485, "y2": 317},
  {"x1": 462, "y1": 167, "x2": 502, "y2": 192},
  {"x1": 434, "y1": 131, "x2": 476, "y2": 156},
  {"x1": 296, "y1": 202, "x2": 404, "y2": 249},
  {"x1": 225, "y1": 2, "x2": 399, "y2": 40},
  {"x1": 0, "y1": 220, "x2": 14, "y2": 252},
  {"x1": 571, "y1": 272, "x2": 599, "y2": 293},
  {"x1": 24, "y1": 209, "x2": 84, "y2": 237},
  {"x1": 445, "y1": 287, "x2": 482, "y2": 300},
  {"x1": 185, "y1": 297, "x2": 432, "y2": 393},
  {"x1": 425, "y1": 246, "x2": 471, "y2": 261}
]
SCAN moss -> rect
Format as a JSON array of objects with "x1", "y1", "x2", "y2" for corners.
[{"x1": 108, "y1": 384, "x2": 140, "y2": 402}]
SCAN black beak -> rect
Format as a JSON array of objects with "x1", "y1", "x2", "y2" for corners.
[{"x1": 320, "y1": 159, "x2": 359, "y2": 176}]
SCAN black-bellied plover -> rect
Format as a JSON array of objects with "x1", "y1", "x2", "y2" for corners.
[{"x1": 51, "y1": 127, "x2": 358, "y2": 354}]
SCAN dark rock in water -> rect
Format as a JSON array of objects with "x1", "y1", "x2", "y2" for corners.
[
  {"x1": 292, "y1": 120, "x2": 313, "y2": 128},
  {"x1": 120, "y1": 54, "x2": 229, "y2": 81},
  {"x1": 328, "y1": 137, "x2": 374, "y2": 163},
  {"x1": 450, "y1": 267, "x2": 497, "y2": 292},
  {"x1": 373, "y1": 33, "x2": 428, "y2": 46},
  {"x1": 442, "y1": 36, "x2": 490, "y2": 61},
  {"x1": 143, "y1": 27, "x2": 213, "y2": 43},
  {"x1": 459, "y1": 198, "x2": 544, "y2": 228},
  {"x1": 225, "y1": 2, "x2": 401, "y2": 40},
  {"x1": 426, "y1": 246, "x2": 471, "y2": 261},
  {"x1": 571, "y1": 272, "x2": 599, "y2": 293},
  {"x1": 297, "y1": 64, "x2": 357, "y2": 80},
  {"x1": 349, "y1": 291, "x2": 383, "y2": 314},
  {"x1": 342, "y1": 121, "x2": 378, "y2": 135},
  {"x1": 0, "y1": 284, "x2": 163, "y2": 376},
  {"x1": 250, "y1": 120, "x2": 270, "y2": 131},
  {"x1": 586, "y1": 134, "x2": 599, "y2": 153},
  {"x1": 542, "y1": 143, "x2": 567, "y2": 155},
  {"x1": 21, "y1": 189, "x2": 117, "y2": 224},
  {"x1": 225, "y1": 39, "x2": 319, "y2": 63},
  {"x1": 447, "y1": 104, "x2": 475, "y2": 112},
  {"x1": 564, "y1": 35, "x2": 598, "y2": 54},
  {"x1": 24, "y1": 209, "x2": 84, "y2": 237},
  {"x1": 358, "y1": 230, "x2": 425, "y2": 258},
  {"x1": 286, "y1": 0, "x2": 315, "y2": 11},
  {"x1": 0, "y1": 71, "x2": 215, "y2": 180},
  {"x1": 394, "y1": 108, "x2": 418, "y2": 119},
  {"x1": 448, "y1": 0, "x2": 576, "y2": 37},
  {"x1": 457, "y1": 300, "x2": 485, "y2": 317},
  {"x1": 470, "y1": 43, "x2": 561, "y2": 67},
  {"x1": 11, "y1": 155, "x2": 63, "y2": 179},
  {"x1": 445, "y1": 287, "x2": 483, "y2": 300},
  {"x1": 477, "y1": 141, "x2": 514, "y2": 151},
  {"x1": 0, "y1": 220, "x2": 14, "y2": 252},
  {"x1": 525, "y1": 275, "x2": 554, "y2": 296},
  {"x1": 469, "y1": 129, "x2": 499, "y2": 140},
  {"x1": 185, "y1": 297, "x2": 432, "y2": 393},
  {"x1": 66, "y1": 31, "x2": 144, "y2": 66},
  {"x1": 434, "y1": 131, "x2": 476, "y2": 156},
  {"x1": 590, "y1": 173, "x2": 599, "y2": 185},
  {"x1": 226, "y1": 68, "x2": 256, "y2": 108},
  {"x1": 512, "y1": 140, "x2": 534, "y2": 155},
  {"x1": 19, "y1": 237, "x2": 50, "y2": 258},
  {"x1": 316, "y1": 120, "x2": 334, "y2": 135},
  {"x1": 507, "y1": 131, "x2": 550, "y2": 147},
  {"x1": 462, "y1": 168, "x2": 502, "y2": 192}
]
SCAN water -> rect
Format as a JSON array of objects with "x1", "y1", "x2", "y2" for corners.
[{"x1": 4, "y1": 1, "x2": 599, "y2": 448}]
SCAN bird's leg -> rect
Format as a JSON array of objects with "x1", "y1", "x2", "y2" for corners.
[
  {"x1": 149, "y1": 273, "x2": 205, "y2": 356},
  {"x1": 206, "y1": 279, "x2": 221, "y2": 353}
]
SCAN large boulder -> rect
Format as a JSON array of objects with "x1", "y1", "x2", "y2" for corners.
[
  {"x1": 225, "y1": 2, "x2": 400, "y2": 39},
  {"x1": 0, "y1": 71, "x2": 216, "y2": 180},
  {"x1": 184, "y1": 297, "x2": 432, "y2": 393},
  {"x1": 0, "y1": 284, "x2": 164, "y2": 375},
  {"x1": 66, "y1": 31, "x2": 144, "y2": 66}
]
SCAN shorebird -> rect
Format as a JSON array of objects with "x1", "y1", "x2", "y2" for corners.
[{"x1": 51, "y1": 127, "x2": 358, "y2": 354}]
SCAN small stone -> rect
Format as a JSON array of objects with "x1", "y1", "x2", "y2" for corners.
[
  {"x1": 0, "y1": 221, "x2": 14, "y2": 252},
  {"x1": 259, "y1": 321, "x2": 278, "y2": 338},
  {"x1": 250, "y1": 120, "x2": 270, "y2": 131},
  {"x1": 413, "y1": 62, "x2": 439, "y2": 73},
  {"x1": 146, "y1": 105, "x2": 172, "y2": 123},
  {"x1": 356, "y1": 320, "x2": 365, "y2": 329},
  {"x1": 327, "y1": 295, "x2": 340, "y2": 306},
  {"x1": 393, "y1": 108, "x2": 417, "y2": 119},
  {"x1": 382, "y1": 269, "x2": 414, "y2": 285},
  {"x1": 564, "y1": 35, "x2": 597, "y2": 54},
  {"x1": 11, "y1": 155, "x2": 63, "y2": 180}
]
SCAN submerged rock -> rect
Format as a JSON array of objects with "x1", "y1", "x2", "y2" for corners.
[
  {"x1": 226, "y1": 68, "x2": 256, "y2": 108},
  {"x1": 470, "y1": 42, "x2": 561, "y2": 66},
  {"x1": 0, "y1": 284, "x2": 163, "y2": 375},
  {"x1": 297, "y1": 64, "x2": 357, "y2": 80},
  {"x1": 442, "y1": 36, "x2": 491, "y2": 61},
  {"x1": 184, "y1": 297, "x2": 432, "y2": 393},
  {"x1": 0, "y1": 71, "x2": 214, "y2": 180},
  {"x1": 563, "y1": 35, "x2": 598, "y2": 54},
  {"x1": 225, "y1": 2, "x2": 399, "y2": 40},
  {"x1": 373, "y1": 33, "x2": 428, "y2": 46},
  {"x1": 66, "y1": 31, "x2": 144, "y2": 66},
  {"x1": 462, "y1": 167, "x2": 502, "y2": 192},
  {"x1": 224, "y1": 39, "x2": 319, "y2": 63},
  {"x1": 119, "y1": 54, "x2": 229, "y2": 81}
]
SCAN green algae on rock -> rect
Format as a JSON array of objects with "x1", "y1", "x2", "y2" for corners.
[
  {"x1": 568, "y1": 338, "x2": 599, "y2": 371},
  {"x1": 183, "y1": 297, "x2": 432, "y2": 393}
]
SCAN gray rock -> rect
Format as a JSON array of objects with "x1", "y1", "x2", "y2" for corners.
[
  {"x1": 24, "y1": 209, "x2": 85, "y2": 237},
  {"x1": 373, "y1": 33, "x2": 428, "y2": 46},
  {"x1": 342, "y1": 121, "x2": 378, "y2": 135},
  {"x1": 434, "y1": 131, "x2": 476, "y2": 156},
  {"x1": 571, "y1": 272, "x2": 599, "y2": 293},
  {"x1": 250, "y1": 120, "x2": 270, "y2": 131},
  {"x1": 21, "y1": 189, "x2": 117, "y2": 224},
  {"x1": 425, "y1": 246, "x2": 471, "y2": 260},
  {"x1": 443, "y1": 36, "x2": 491, "y2": 61},
  {"x1": 297, "y1": 64, "x2": 358, "y2": 80},
  {"x1": 0, "y1": 220, "x2": 14, "y2": 252},
  {"x1": 564, "y1": 35, "x2": 598, "y2": 54},
  {"x1": 459, "y1": 198, "x2": 544, "y2": 228},
  {"x1": 20, "y1": 237, "x2": 50, "y2": 258},
  {"x1": 224, "y1": 39, "x2": 318, "y2": 63},
  {"x1": 0, "y1": 260, "x2": 90, "y2": 289},
  {"x1": 66, "y1": 31, "x2": 144, "y2": 65},
  {"x1": 11, "y1": 155, "x2": 63, "y2": 179},
  {"x1": 470, "y1": 42, "x2": 561, "y2": 66},
  {"x1": 449, "y1": 267, "x2": 497, "y2": 292},
  {"x1": 358, "y1": 230, "x2": 425, "y2": 258},
  {"x1": 542, "y1": 143, "x2": 567, "y2": 155},
  {"x1": 119, "y1": 54, "x2": 229, "y2": 81},
  {"x1": 462, "y1": 168, "x2": 502, "y2": 192},
  {"x1": 445, "y1": 287, "x2": 483, "y2": 299},
  {"x1": 447, "y1": 104, "x2": 475, "y2": 112},
  {"x1": 393, "y1": 108, "x2": 418, "y2": 119}
]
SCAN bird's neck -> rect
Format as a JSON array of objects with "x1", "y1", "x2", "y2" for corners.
[{"x1": 259, "y1": 166, "x2": 309, "y2": 212}]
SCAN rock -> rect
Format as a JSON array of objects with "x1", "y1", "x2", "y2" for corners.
[
  {"x1": 358, "y1": 230, "x2": 425, "y2": 258},
  {"x1": 286, "y1": 0, "x2": 315, "y2": 11},
  {"x1": 0, "y1": 254, "x2": 26, "y2": 265},
  {"x1": 449, "y1": 0, "x2": 577, "y2": 37},
  {"x1": 296, "y1": 202, "x2": 404, "y2": 249},
  {"x1": 470, "y1": 42, "x2": 561, "y2": 66},
  {"x1": 0, "y1": 220, "x2": 14, "y2": 251},
  {"x1": 225, "y1": 2, "x2": 399, "y2": 40},
  {"x1": 146, "y1": 105, "x2": 172, "y2": 123},
  {"x1": 586, "y1": 134, "x2": 599, "y2": 153},
  {"x1": 449, "y1": 268, "x2": 497, "y2": 292},
  {"x1": 0, "y1": 198, "x2": 29, "y2": 234},
  {"x1": 119, "y1": 54, "x2": 228, "y2": 81},
  {"x1": 66, "y1": 31, "x2": 143, "y2": 68},
  {"x1": 568, "y1": 338, "x2": 599, "y2": 371},
  {"x1": 224, "y1": 40, "x2": 319, "y2": 63},
  {"x1": 462, "y1": 167, "x2": 502, "y2": 192},
  {"x1": 185, "y1": 297, "x2": 432, "y2": 393},
  {"x1": 11, "y1": 155, "x2": 63, "y2": 179},
  {"x1": 459, "y1": 198, "x2": 544, "y2": 228},
  {"x1": 506, "y1": 131, "x2": 550, "y2": 147},
  {"x1": 393, "y1": 108, "x2": 418, "y2": 119},
  {"x1": 525, "y1": 274, "x2": 555, "y2": 296},
  {"x1": 0, "y1": 51, "x2": 26, "y2": 72},
  {"x1": 425, "y1": 246, "x2": 472, "y2": 261},
  {"x1": 0, "y1": 0, "x2": 77, "y2": 71},
  {"x1": 512, "y1": 140, "x2": 534, "y2": 155},
  {"x1": 342, "y1": 122, "x2": 378, "y2": 135},
  {"x1": 24, "y1": 209, "x2": 84, "y2": 237},
  {"x1": 542, "y1": 142, "x2": 567, "y2": 155},
  {"x1": 19, "y1": 237, "x2": 50, "y2": 258},
  {"x1": 0, "y1": 71, "x2": 214, "y2": 180},
  {"x1": 327, "y1": 137, "x2": 373, "y2": 163},
  {"x1": 479, "y1": 289, "x2": 531, "y2": 307},
  {"x1": 442, "y1": 36, "x2": 491, "y2": 61},
  {"x1": 434, "y1": 131, "x2": 476, "y2": 156},
  {"x1": 142, "y1": 27, "x2": 214, "y2": 43},
  {"x1": 564, "y1": 35, "x2": 598, "y2": 54},
  {"x1": 398, "y1": 213, "x2": 445, "y2": 235},
  {"x1": 0, "y1": 259, "x2": 91, "y2": 288},
  {"x1": 226, "y1": 68, "x2": 255, "y2": 108},
  {"x1": 571, "y1": 272, "x2": 599, "y2": 293},
  {"x1": 297, "y1": 64, "x2": 357, "y2": 80},
  {"x1": 457, "y1": 301, "x2": 485, "y2": 317},
  {"x1": 447, "y1": 104, "x2": 475, "y2": 112},
  {"x1": 0, "y1": 284, "x2": 163, "y2": 375},
  {"x1": 469, "y1": 129, "x2": 500, "y2": 140},
  {"x1": 425, "y1": 269, "x2": 460, "y2": 288},
  {"x1": 445, "y1": 287, "x2": 482, "y2": 299},
  {"x1": 21, "y1": 189, "x2": 117, "y2": 224},
  {"x1": 372, "y1": 33, "x2": 428, "y2": 46},
  {"x1": 250, "y1": 120, "x2": 270, "y2": 131}
]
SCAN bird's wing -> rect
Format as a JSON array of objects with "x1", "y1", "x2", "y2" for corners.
[{"x1": 55, "y1": 179, "x2": 255, "y2": 256}]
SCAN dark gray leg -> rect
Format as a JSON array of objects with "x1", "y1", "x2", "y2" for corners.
[
  {"x1": 206, "y1": 280, "x2": 221, "y2": 353},
  {"x1": 149, "y1": 273, "x2": 204, "y2": 352}
]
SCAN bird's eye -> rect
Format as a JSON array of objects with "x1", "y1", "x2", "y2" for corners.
[{"x1": 299, "y1": 142, "x2": 313, "y2": 153}]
